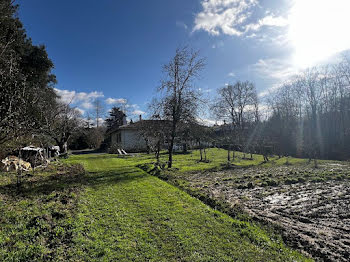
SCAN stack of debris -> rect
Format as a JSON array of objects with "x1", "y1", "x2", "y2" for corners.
[
  {"x1": 1, "y1": 156, "x2": 31, "y2": 172},
  {"x1": 0, "y1": 145, "x2": 60, "y2": 172}
]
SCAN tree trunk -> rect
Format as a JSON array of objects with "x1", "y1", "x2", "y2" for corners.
[
  {"x1": 57, "y1": 140, "x2": 68, "y2": 154},
  {"x1": 155, "y1": 140, "x2": 160, "y2": 165},
  {"x1": 168, "y1": 135, "x2": 175, "y2": 168},
  {"x1": 183, "y1": 143, "x2": 187, "y2": 153}
]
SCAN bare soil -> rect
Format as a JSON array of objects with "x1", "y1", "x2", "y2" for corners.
[{"x1": 181, "y1": 164, "x2": 350, "y2": 261}]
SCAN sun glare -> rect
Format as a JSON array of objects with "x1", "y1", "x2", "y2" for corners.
[{"x1": 288, "y1": 0, "x2": 350, "y2": 68}]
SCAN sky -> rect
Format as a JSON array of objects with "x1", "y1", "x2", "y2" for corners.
[{"x1": 17, "y1": 0, "x2": 350, "y2": 124}]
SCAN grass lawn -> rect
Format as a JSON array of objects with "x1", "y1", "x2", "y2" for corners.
[
  {"x1": 0, "y1": 163, "x2": 85, "y2": 261},
  {"x1": 64, "y1": 154, "x2": 310, "y2": 261},
  {"x1": 122, "y1": 148, "x2": 312, "y2": 174},
  {"x1": 0, "y1": 152, "x2": 312, "y2": 261}
]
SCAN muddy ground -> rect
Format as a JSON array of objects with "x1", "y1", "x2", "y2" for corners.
[{"x1": 179, "y1": 164, "x2": 350, "y2": 261}]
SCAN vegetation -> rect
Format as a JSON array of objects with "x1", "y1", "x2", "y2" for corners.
[
  {"x1": 0, "y1": 153, "x2": 311, "y2": 261},
  {"x1": 65, "y1": 154, "x2": 309, "y2": 261},
  {"x1": 0, "y1": 162, "x2": 85, "y2": 261},
  {"x1": 131, "y1": 148, "x2": 350, "y2": 261},
  {"x1": 151, "y1": 46, "x2": 205, "y2": 168},
  {"x1": 1, "y1": 1, "x2": 349, "y2": 261},
  {"x1": 126, "y1": 148, "x2": 307, "y2": 173},
  {"x1": 263, "y1": 61, "x2": 350, "y2": 161},
  {"x1": 0, "y1": 0, "x2": 57, "y2": 152}
]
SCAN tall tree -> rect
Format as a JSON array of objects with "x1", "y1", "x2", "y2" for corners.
[
  {"x1": 42, "y1": 102, "x2": 82, "y2": 154},
  {"x1": 92, "y1": 99, "x2": 104, "y2": 128},
  {"x1": 212, "y1": 81, "x2": 259, "y2": 151},
  {"x1": 0, "y1": 0, "x2": 57, "y2": 149},
  {"x1": 156, "y1": 46, "x2": 205, "y2": 168},
  {"x1": 105, "y1": 107, "x2": 126, "y2": 132}
]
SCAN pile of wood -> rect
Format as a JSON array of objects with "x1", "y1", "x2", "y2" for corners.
[
  {"x1": 0, "y1": 156, "x2": 31, "y2": 172},
  {"x1": 0, "y1": 145, "x2": 59, "y2": 172}
]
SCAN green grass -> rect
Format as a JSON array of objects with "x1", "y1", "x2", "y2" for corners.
[
  {"x1": 0, "y1": 163, "x2": 85, "y2": 261},
  {"x1": 124, "y1": 148, "x2": 348, "y2": 175},
  {"x1": 64, "y1": 154, "x2": 310, "y2": 261},
  {"x1": 0, "y1": 152, "x2": 312, "y2": 261},
  {"x1": 122, "y1": 148, "x2": 314, "y2": 174}
]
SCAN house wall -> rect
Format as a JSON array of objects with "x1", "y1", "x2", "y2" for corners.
[{"x1": 111, "y1": 129, "x2": 147, "y2": 152}]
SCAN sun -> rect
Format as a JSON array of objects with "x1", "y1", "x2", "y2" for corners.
[{"x1": 288, "y1": 0, "x2": 350, "y2": 68}]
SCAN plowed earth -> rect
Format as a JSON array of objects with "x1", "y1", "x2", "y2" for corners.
[{"x1": 183, "y1": 164, "x2": 350, "y2": 261}]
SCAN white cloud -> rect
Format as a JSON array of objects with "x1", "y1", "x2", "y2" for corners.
[
  {"x1": 251, "y1": 58, "x2": 299, "y2": 98},
  {"x1": 198, "y1": 88, "x2": 212, "y2": 93},
  {"x1": 252, "y1": 58, "x2": 296, "y2": 80},
  {"x1": 244, "y1": 15, "x2": 288, "y2": 32},
  {"x1": 54, "y1": 88, "x2": 109, "y2": 116},
  {"x1": 193, "y1": 0, "x2": 258, "y2": 36},
  {"x1": 193, "y1": 0, "x2": 288, "y2": 37},
  {"x1": 54, "y1": 88, "x2": 147, "y2": 120},
  {"x1": 228, "y1": 72, "x2": 235, "y2": 77},
  {"x1": 54, "y1": 88, "x2": 75, "y2": 104},
  {"x1": 257, "y1": 83, "x2": 281, "y2": 98},
  {"x1": 81, "y1": 101, "x2": 94, "y2": 110},
  {"x1": 98, "y1": 117, "x2": 105, "y2": 125},
  {"x1": 246, "y1": 33, "x2": 257, "y2": 38},
  {"x1": 75, "y1": 108, "x2": 85, "y2": 115},
  {"x1": 132, "y1": 110, "x2": 145, "y2": 116},
  {"x1": 54, "y1": 88, "x2": 104, "y2": 106},
  {"x1": 196, "y1": 117, "x2": 219, "y2": 126},
  {"x1": 105, "y1": 97, "x2": 127, "y2": 105}
]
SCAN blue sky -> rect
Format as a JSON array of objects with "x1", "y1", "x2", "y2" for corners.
[{"x1": 17, "y1": 0, "x2": 350, "y2": 123}]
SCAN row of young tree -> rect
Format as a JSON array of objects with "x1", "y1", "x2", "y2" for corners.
[
  {"x1": 144, "y1": 47, "x2": 350, "y2": 168},
  {"x1": 143, "y1": 46, "x2": 261, "y2": 167},
  {"x1": 3, "y1": 0, "x2": 350, "y2": 165}
]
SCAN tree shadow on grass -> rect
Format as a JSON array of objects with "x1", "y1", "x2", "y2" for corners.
[{"x1": 0, "y1": 167, "x2": 147, "y2": 199}]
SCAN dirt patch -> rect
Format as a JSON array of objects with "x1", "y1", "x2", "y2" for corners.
[{"x1": 178, "y1": 164, "x2": 350, "y2": 261}]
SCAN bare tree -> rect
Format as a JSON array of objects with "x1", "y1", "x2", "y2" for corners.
[
  {"x1": 92, "y1": 98, "x2": 104, "y2": 128},
  {"x1": 138, "y1": 117, "x2": 171, "y2": 165},
  {"x1": 156, "y1": 46, "x2": 205, "y2": 168},
  {"x1": 212, "y1": 81, "x2": 259, "y2": 159},
  {"x1": 262, "y1": 55, "x2": 350, "y2": 161},
  {"x1": 43, "y1": 102, "x2": 82, "y2": 154}
]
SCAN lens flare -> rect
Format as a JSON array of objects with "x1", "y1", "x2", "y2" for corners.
[{"x1": 288, "y1": 0, "x2": 350, "y2": 68}]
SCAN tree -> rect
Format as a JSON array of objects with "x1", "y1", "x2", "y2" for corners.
[
  {"x1": 138, "y1": 117, "x2": 171, "y2": 165},
  {"x1": 155, "y1": 46, "x2": 205, "y2": 168},
  {"x1": 105, "y1": 107, "x2": 126, "y2": 132},
  {"x1": 212, "y1": 81, "x2": 258, "y2": 160},
  {"x1": 262, "y1": 55, "x2": 350, "y2": 161},
  {"x1": 186, "y1": 122, "x2": 213, "y2": 162},
  {"x1": 0, "y1": 0, "x2": 57, "y2": 151},
  {"x1": 86, "y1": 127, "x2": 105, "y2": 149},
  {"x1": 213, "y1": 81, "x2": 258, "y2": 131},
  {"x1": 43, "y1": 102, "x2": 82, "y2": 154},
  {"x1": 92, "y1": 99, "x2": 104, "y2": 128}
]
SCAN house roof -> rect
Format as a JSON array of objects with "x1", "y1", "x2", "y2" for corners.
[{"x1": 110, "y1": 120, "x2": 172, "y2": 133}]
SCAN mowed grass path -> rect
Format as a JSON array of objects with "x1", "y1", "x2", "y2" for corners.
[{"x1": 66, "y1": 154, "x2": 310, "y2": 261}]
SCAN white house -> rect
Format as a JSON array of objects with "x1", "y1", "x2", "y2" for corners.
[{"x1": 110, "y1": 121, "x2": 148, "y2": 152}]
